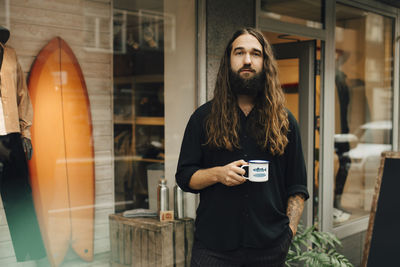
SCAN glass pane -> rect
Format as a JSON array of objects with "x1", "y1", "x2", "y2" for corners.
[
  {"x1": 260, "y1": 0, "x2": 323, "y2": 29},
  {"x1": 278, "y1": 58, "x2": 300, "y2": 120},
  {"x1": 0, "y1": 0, "x2": 195, "y2": 266},
  {"x1": 268, "y1": 32, "x2": 321, "y2": 227},
  {"x1": 113, "y1": 2, "x2": 166, "y2": 213},
  {"x1": 333, "y1": 4, "x2": 394, "y2": 226}
]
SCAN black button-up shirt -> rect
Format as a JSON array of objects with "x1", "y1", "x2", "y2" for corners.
[{"x1": 175, "y1": 101, "x2": 309, "y2": 251}]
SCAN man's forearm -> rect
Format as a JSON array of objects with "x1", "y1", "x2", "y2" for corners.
[
  {"x1": 286, "y1": 194, "x2": 305, "y2": 236},
  {"x1": 189, "y1": 160, "x2": 247, "y2": 190},
  {"x1": 189, "y1": 167, "x2": 221, "y2": 190}
]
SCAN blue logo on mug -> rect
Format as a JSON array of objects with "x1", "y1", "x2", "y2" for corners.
[{"x1": 253, "y1": 167, "x2": 267, "y2": 172}]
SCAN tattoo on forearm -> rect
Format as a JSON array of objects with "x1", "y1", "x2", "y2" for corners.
[{"x1": 286, "y1": 194, "x2": 305, "y2": 235}]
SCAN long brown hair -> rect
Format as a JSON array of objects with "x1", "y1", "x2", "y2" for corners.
[{"x1": 205, "y1": 28, "x2": 289, "y2": 155}]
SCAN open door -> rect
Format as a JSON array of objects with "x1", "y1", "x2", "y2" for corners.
[{"x1": 273, "y1": 40, "x2": 316, "y2": 228}]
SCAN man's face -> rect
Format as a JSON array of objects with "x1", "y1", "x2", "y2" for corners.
[
  {"x1": 229, "y1": 33, "x2": 265, "y2": 96},
  {"x1": 230, "y1": 34, "x2": 264, "y2": 79}
]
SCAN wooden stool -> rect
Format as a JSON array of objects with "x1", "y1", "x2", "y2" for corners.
[{"x1": 109, "y1": 214, "x2": 194, "y2": 267}]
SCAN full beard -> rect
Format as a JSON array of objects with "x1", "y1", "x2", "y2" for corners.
[{"x1": 229, "y1": 68, "x2": 266, "y2": 97}]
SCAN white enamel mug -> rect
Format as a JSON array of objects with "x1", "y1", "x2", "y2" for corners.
[{"x1": 240, "y1": 160, "x2": 269, "y2": 182}]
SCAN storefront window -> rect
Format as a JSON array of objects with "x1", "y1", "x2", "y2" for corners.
[
  {"x1": 0, "y1": 0, "x2": 195, "y2": 266},
  {"x1": 333, "y1": 4, "x2": 394, "y2": 226},
  {"x1": 113, "y1": 3, "x2": 166, "y2": 213},
  {"x1": 260, "y1": 0, "x2": 323, "y2": 29}
]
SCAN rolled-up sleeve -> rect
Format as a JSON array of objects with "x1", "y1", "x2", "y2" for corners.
[
  {"x1": 284, "y1": 112, "x2": 309, "y2": 200},
  {"x1": 175, "y1": 113, "x2": 203, "y2": 194}
]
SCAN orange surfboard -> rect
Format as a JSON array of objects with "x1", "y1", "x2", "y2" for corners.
[{"x1": 28, "y1": 37, "x2": 95, "y2": 266}]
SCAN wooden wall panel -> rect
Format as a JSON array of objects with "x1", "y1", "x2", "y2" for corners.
[
  {"x1": 11, "y1": 0, "x2": 83, "y2": 14},
  {"x1": 10, "y1": 5, "x2": 85, "y2": 29}
]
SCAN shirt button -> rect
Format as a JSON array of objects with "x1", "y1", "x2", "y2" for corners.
[
  {"x1": 244, "y1": 154, "x2": 248, "y2": 157},
  {"x1": 244, "y1": 194, "x2": 248, "y2": 198}
]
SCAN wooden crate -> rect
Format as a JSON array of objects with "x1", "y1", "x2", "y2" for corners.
[{"x1": 109, "y1": 214, "x2": 194, "y2": 267}]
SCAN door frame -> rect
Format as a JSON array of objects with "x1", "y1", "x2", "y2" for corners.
[{"x1": 273, "y1": 41, "x2": 316, "y2": 229}]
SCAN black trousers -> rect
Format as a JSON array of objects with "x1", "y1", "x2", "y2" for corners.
[
  {"x1": 191, "y1": 229, "x2": 293, "y2": 267},
  {"x1": 334, "y1": 142, "x2": 351, "y2": 196},
  {"x1": 0, "y1": 133, "x2": 46, "y2": 261},
  {"x1": 335, "y1": 70, "x2": 351, "y2": 197}
]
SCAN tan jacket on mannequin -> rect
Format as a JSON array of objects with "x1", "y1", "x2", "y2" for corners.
[
  {"x1": 0, "y1": 44, "x2": 33, "y2": 139},
  {"x1": 0, "y1": 26, "x2": 46, "y2": 263}
]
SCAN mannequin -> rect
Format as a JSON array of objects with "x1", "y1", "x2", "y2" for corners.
[
  {"x1": 0, "y1": 26, "x2": 46, "y2": 263},
  {"x1": 333, "y1": 50, "x2": 352, "y2": 222}
]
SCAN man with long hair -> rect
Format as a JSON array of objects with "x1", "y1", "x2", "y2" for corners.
[{"x1": 176, "y1": 28, "x2": 309, "y2": 266}]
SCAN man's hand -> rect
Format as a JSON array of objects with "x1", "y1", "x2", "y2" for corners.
[
  {"x1": 218, "y1": 160, "x2": 247, "y2": 186},
  {"x1": 22, "y1": 137, "x2": 33, "y2": 160}
]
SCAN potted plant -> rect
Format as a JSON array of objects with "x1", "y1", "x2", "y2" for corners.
[{"x1": 286, "y1": 224, "x2": 354, "y2": 267}]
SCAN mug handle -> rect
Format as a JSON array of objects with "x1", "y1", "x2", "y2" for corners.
[{"x1": 240, "y1": 165, "x2": 249, "y2": 179}]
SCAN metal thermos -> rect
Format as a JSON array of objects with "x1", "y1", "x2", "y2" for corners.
[
  {"x1": 157, "y1": 178, "x2": 169, "y2": 214},
  {"x1": 174, "y1": 184, "x2": 185, "y2": 219}
]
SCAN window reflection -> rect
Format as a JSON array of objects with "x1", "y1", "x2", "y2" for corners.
[
  {"x1": 2, "y1": 0, "x2": 192, "y2": 265},
  {"x1": 333, "y1": 4, "x2": 393, "y2": 225},
  {"x1": 113, "y1": 1, "x2": 166, "y2": 213}
]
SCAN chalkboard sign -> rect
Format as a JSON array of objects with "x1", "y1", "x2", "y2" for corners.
[{"x1": 362, "y1": 151, "x2": 400, "y2": 267}]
